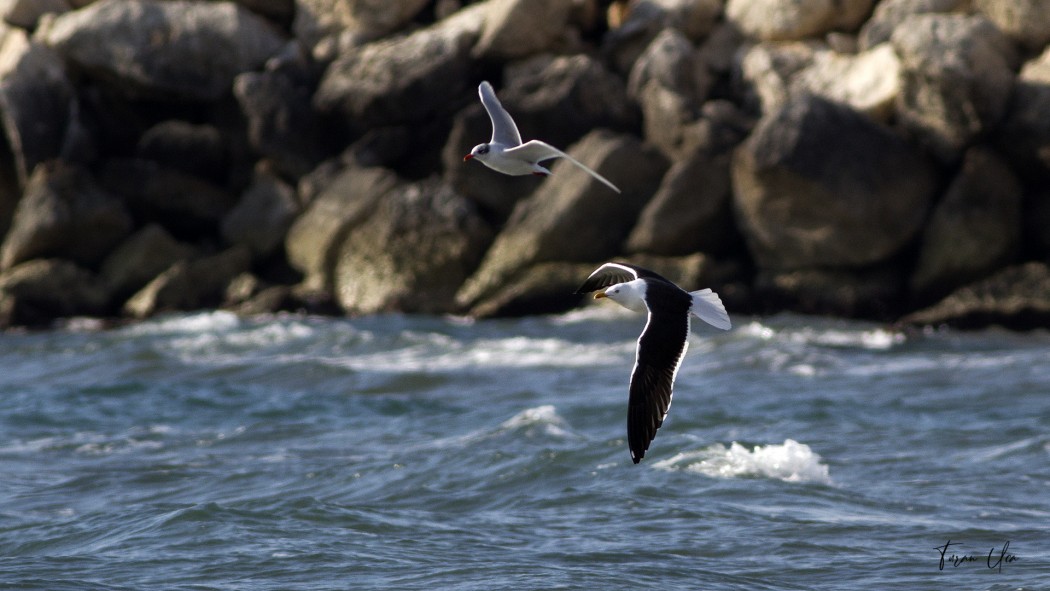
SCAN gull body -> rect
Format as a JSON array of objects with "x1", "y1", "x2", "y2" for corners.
[
  {"x1": 463, "y1": 81, "x2": 621, "y2": 193},
  {"x1": 576, "y1": 262, "x2": 731, "y2": 463}
]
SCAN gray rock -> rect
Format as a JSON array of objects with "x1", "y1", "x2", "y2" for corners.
[
  {"x1": 124, "y1": 246, "x2": 252, "y2": 318},
  {"x1": 314, "y1": 20, "x2": 477, "y2": 128},
  {"x1": 996, "y1": 47, "x2": 1050, "y2": 180},
  {"x1": 456, "y1": 131, "x2": 667, "y2": 310},
  {"x1": 725, "y1": 0, "x2": 874, "y2": 41},
  {"x1": 222, "y1": 168, "x2": 301, "y2": 258},
  {"x1": 732, "y1": 95, "x2": 938, "y2": 270},
  {"x1": 0, "y1": 162, "x2": 132, "y2": 270},
  {"x1": 137, "y1": 120, "x2": 228, "y2": 182},
  {"x1": 43, "y1": 0, "x2": 286, "y2": 101},
  {"x1": 626, "y1": 150, "x2": 735, "y2": 256},
  {"x1": 293, "y1": 0, "x2": 430, "y2": 53},
  {"x1": 234, "y1": 57, "x2": 327, "y2": 179},
  {"x1": 0, "y1": 258, "x2": 108, "y2": 327},
  {"x1": 756, "y1": 266, "x2": 904, "y2": 319},
  {"x1": 910, "y1": 148, "x2": 1022, "y2": 303},
  {"x1": 333, "y1": 179, "x2": 492, "y2": 315},
  {"x1": 284, "y1": 165, "x2": 399, "y2": 291},
  {"x1": 973, "y1": 0, "x2": 1050, "y2": 52},
  {"x1": 0, "y1": 25, "x2": 78, "y2": 187},
  {"x1": 858, "y1": 0, "x2": 966, "y2": 50},
  {"x1": 100, "y1": 159, "x2": 239, "y2": 235},
  {"x1": 627, "y1": 28, "x2": 711, "y2": 156},
  {"x1": 891, "y1": 14, "x2": 1017, "y2": 163},
  {"x1": 473, "y1": 0, "x2": 572, "y2": 60},
  {"x1": 603, "y1": 0, "x2": 721, "y2": 74},
  {"x1": 901, "y1": 262, "x2": 1050, "y2": 330},
  {"x1": 467, "y1": 261, "x2": 598, "y2": 318},
  {"x1": 0, "y1": 0, "x2": 69, "y2": 30},
  {"x1": 99, "y1": 224, "x2": 196, "y2": 300}
]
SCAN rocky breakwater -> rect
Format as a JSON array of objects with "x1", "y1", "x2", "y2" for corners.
[{"x1": 0, "y1": 0, "x2": 1048, "y2": 330}]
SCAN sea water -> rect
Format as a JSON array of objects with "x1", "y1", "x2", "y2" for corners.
[{"x1": 0, "y1": 309, "x2": 1047, "y2": 590}]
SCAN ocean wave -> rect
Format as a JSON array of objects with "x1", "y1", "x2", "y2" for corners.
[
  {"x1": 737, "y1": 320, "x2": 904, "y2": 351},
  {"x1": 652, "y1": 439, "x2": 833, "y2": 485}
]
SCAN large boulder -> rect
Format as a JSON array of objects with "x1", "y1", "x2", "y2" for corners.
[
  {"x1": 0, "y1": 258, "x2": 109, "y2": 327},
  {"x1": 738, "y1": 41, "x2": 901, "y2": 121},
  {"x1": 725, "y1": 0, "x2": 874, "y2": 41},
  {"x1": 456, "y1": 131, "x2": 667, "y2": 311},
  {"x1": 284, "y1": 165, "x2": 399, "y2": 291},
  {"x1": 858, "y1": 0, "x2": 966, "y2": 50},
  {"x1": 333, "y1": 180, "x2": 492, "y2": 315},
  {"x1": 625, "y1": 149, "x2": 735, "y2": 256},
  {"x1": 473, "y1": 0, "x2": 572, "y2": 61},
  {"x1": 909, "y1": 148, "x2": 1022, "y2": 303},
  {"x1": 973, "y1": 0, "x2": 1050, "y2": 52},
  {"x1": 604, "y1": 0, "x2": 722, "y2": 74},
  {"x1": 0, "y1": 0, "x2": 70, "y2": 29},
  {"x1": 901, "y1": 262, "x2": 1050, "y2": 330},
  {"x1": 627, "y1": 28, "x2": 711, "y2": 156},
  {"x1": 221, "y1": 167, "x2": 301, "y2": 258},
  {"x1": 42, "y1": 0, "x2": 286, "y2": 100},
  {"x1": 732, "y1": 95, "x2": 938, "y2": 270},
  {"x1": 314, "y1": 16, "x2": 478, "y2": 129},
  {"x1": 0, "y1": 162, "x2": 131, "y2": 270},
  {"x1": 123, "y1": 246, "x2": 252, "y2": 318},
  {"x1": 293, "y1": 0, "x2": 430, "y2": 53},
  {"x1": 756, "y1": 265, "x2": 904, "y2": 319},
  {"x1": 996, "y1": 46, "x2": 1050, "y2": 181},
  {"x1": 98, "y1": 224, "x2": 196, "y2": 301},
  {"x1": 890, "y1": 14, "x2": 1017, "y2": 163},
  {"x1": 0, "y1": 25, "x2": 79, "y2": 187}
]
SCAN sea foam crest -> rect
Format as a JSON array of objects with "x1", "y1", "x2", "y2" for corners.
[
  {"x1": 499, "y1": 405, "x2": 571, "y2": 438},
  {"x1": 653, "y1": 439, "x2": 832, "y2": 485}
]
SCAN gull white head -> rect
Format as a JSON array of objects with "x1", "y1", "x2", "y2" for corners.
[
  {"x1": 463, "y1": 143, "x2": 493, "y2": 163},
  {"x1": 594, "y1": 279, "x2": 648, "y2": 313}
]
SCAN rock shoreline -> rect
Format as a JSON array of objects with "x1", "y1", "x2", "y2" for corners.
[{"x1": 0, "y1": 0, "x2": 1048, "y2": 330}]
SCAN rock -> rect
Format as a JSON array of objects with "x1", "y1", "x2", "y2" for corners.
[
  {"x1": 0, "y1": 25, "x2": 79, "y2": 187},
  {"x1": 444, "y1": 55, "x2": 637, "y2": 220},
  {"x1": 233, "y1": 0, "x2": 293, "y2": 23},
  {"x1": 467, "y1": 261, "x2": 597, "y2": 318},
  {"x1": 0, "y1": 0, "x2": 70, "y2": 30},
  {"x1": 333, "y1": 179, "x2": 492, "y2": 315},
  {"x1": 739, "y1": 41, "x2": 901, "y2": 120},
  {"x1": 0, "y1": 162, "x2": 132, "y2": 270},
  {"x1": 98, "y1": 224, "x2": 196, "y2": 300},
  {"x1": 284, "y1": 165, "x2": 399, "y2": 291},
  {"x1": 756, "y1": 266, "x2": 904, "y2": 319},
  {"x1": 0, "y1": 258, "x2": 109, "y2": 327},
  {"x1": 456, "y1": 131, "x2": 667, "y2": 310},
  {"x1": 231, "y1": 284, "x2": 296, "y2": 316},
  {"x1": 100, "y1": 159, "x2": 239, "y2": 237},
  {"x1": 222, "y1": 168, "x2": 301, "y2": 258},
  {"x1": 891, "y1": 14, "x2": 1017, "y2": 163},
  {"x1": 603, "y1": 0, "x2": 722, "y2": 74},
  {"x1": 626, "y1": 150, "x2": 735, "y2": 256},
  {"x1": 293, "y1": 0, "x2": 430, "y2": 53},
  {"x1": 996, "y1": 46, "x2": 1050, "y2": 181},
  {"x1": 858, "y1": 0, "x2": 966, "y2": 50},
  {"x1": 627, "y1": 28, "x2": 711, "y2": 156},
  {"x1": 43, "y1": 0, "x2": 286, "y2": 101},
  {"x1": 234, "y1": 51, "x2": 327, "y2": 179},
  {"x1": 910, "y1": 148, "x2": 1022, "y2": 303},
  {"x1": 732, "y1": 95, "x2": 938, "y2": 270},
  {"x1": 725, "y1": 0, "x2": 874, "y2": 41},
  {"x1": 137, "y1": 120, "x2": 228, "y2": 182},
  {"x1": 1023, "y1": 190, "x2": 1050, "y2": 259},
  {"x1": 901, "y1": 262, "x2": 1050, "y2": 330},
  {"x1": 473, "y1": 0, "x2": 572, "y2": 60},
  {"x1": 973, "y1": 0, "x2": 1050, "y2": 52},
  {"x1": 123, "y1": 246, "x2": 252, "y2": 318},
  {"x1": 314, "y1": 18, "x2": 477, "y2": 128}
]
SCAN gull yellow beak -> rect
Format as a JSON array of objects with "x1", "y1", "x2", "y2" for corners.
[{"x1": 593, "y1": 292, "x2": 607, "y2": 299}]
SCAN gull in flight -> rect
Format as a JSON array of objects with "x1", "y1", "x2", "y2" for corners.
[
  {"x1": 463, "y1": 81, "x2": 621, "y2": 193},
  {"x1": 576, "y1": 262, "x2": 731, "y2": 463}
]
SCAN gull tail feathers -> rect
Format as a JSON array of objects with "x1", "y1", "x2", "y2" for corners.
[{"x1": 689, "y1": 289, "x2": 731, "y2": 330}]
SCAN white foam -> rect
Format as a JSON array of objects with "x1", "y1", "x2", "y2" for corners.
[
  {"x1": 653, "y1": 439, "x2": 833, "y2": 485},
  {"x1": 498, "y1": 405, "x2": 571, "y2": 438},
  {"x1": 737, "y1": 320, "x2": 904, "y2": 351},
  {"x1": 123, "y1": 311, "x2": 242, "y2": 335}
]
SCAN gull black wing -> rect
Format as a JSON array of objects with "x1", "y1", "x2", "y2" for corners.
[{"x1": 575, "y1": 262, "x2": 669, "y2": 294}]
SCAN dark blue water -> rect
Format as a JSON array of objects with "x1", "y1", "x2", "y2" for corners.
[{"x1": 1, "y1": 310, "x2": 1047, "y2": 590}]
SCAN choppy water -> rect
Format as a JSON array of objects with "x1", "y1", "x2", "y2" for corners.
[{"x1": 1, "y1": 309, "x2": 1047, "y2": 590}]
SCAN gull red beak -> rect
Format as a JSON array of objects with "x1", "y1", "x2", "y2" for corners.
[{"x1": 463, "y1": 154, "x2": 474, "y2": 162}]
